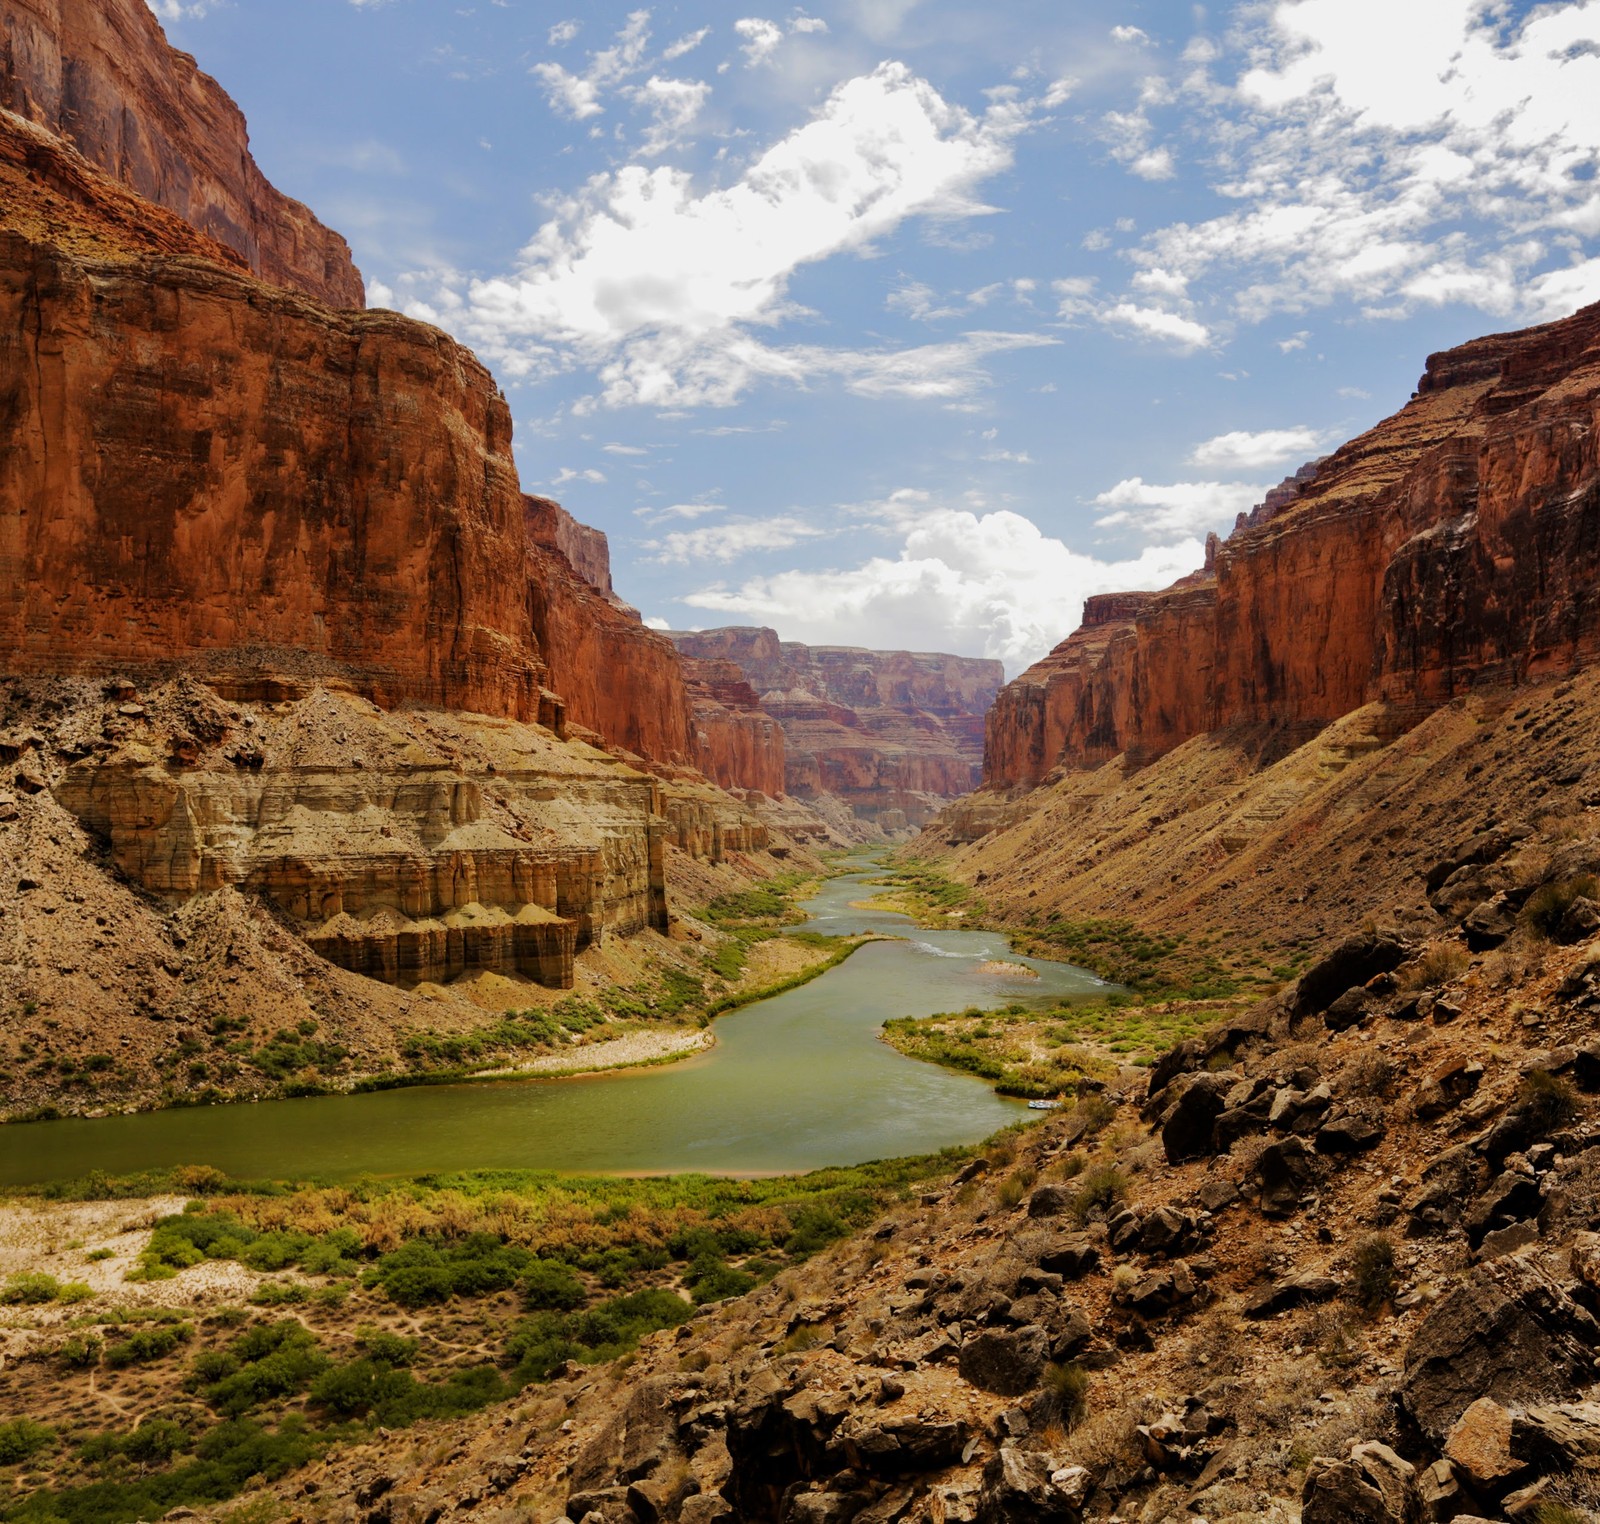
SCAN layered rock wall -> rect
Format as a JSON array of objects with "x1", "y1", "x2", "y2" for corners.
[
  {"x1": 0, "y1": 207, "x2": 546, "y2": 721},
  {"x1": 0, "y1": 0, "x2": 363, "y2": 307},
  {"x1": 983, "y1": 302, "x2": 1600, "y2": 792},
  {"x1": 668, "y1": 627, "x2": 1001, "y2": 829}
]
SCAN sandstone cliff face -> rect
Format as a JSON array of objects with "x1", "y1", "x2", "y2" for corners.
[
  {"x1": 0, "y1": 0, "x2": 363, "y2": 307},
  {"x1": 982, "y1": 302, "x2": 1600, "y2": 793},
  {"x1": 523, "y1": 499, "x2": 789, "y2": 798},
  {"x1": 0, "y1": 202, "x2": 547, "y2": 723},
  {"x1": 668, "y1": 627, "x2": 1002, "y2": 831}
]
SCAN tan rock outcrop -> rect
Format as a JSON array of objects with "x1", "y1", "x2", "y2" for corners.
[{"x1": 0, "y1": 0, "x2": 363, "y2": 307}]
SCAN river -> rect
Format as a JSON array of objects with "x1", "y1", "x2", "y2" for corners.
[{"x1": 0, "y1": 860, "x2": 1109, "y2": 1185}]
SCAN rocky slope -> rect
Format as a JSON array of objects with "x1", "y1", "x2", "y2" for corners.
[
  {"x1": 0, "y1": 0, "x2": 363, "y2": 307},
  {"x1": 668, "y1": 627, "x2": 1002, "y2": 833},
  {"x1": 982, "y1": 301, "x2": 1600, "y2": 791}
]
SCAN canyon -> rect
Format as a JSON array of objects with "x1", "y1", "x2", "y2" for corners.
[{"x1": 668, "y1": 626, "x2": 1002, "y2": 833}]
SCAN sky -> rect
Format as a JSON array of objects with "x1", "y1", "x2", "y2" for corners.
[{"x1": 149, "y1": 0, "x2": 1600, "y2": 674}]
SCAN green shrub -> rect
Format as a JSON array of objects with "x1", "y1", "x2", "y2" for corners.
[
  {"x1": 1040, "y1": 1361, "x2": 1091, "y2": 1428},
  {"x1": 686, "y1": 1255, "x2": 756, "y2": 1305},
  {"x1": 250, "y1": 1281, "x2": 309, "y2": 1307},
  {"x1": 59, "y1": 1333, "x2": 102, "y2": 1369},
  {"x1": 1069, "y1": 1164, "x2": 1128, "y2": 1225},
  {"x1": 0, "y1": 1417, "x2": 54, "y2": 1466},
  {"x1": 1, "y1": 1272, "x2": 62, "y2": 1305},
  {"x1": 104, "y1": 1323, "x2": 193, "y2": 1367},
  {"x1": 198, "y1": 1321, "x2": 328, "y2": 1417},
  {"x1": 519, "y1": 1259, "x2": 586, "y2": 1311}
]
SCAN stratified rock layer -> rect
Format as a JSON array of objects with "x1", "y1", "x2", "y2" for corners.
[
  {"x1": 669, "y1": 627, "x2": 1002, "y2": 830},
  {"x1": 0, "y1": 0, "x2": 363, "y2": 307},
  {"x1": 983, "y1": 302, "x2": 1600, "y2": 791}
]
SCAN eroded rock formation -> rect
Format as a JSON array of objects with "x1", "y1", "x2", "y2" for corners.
[
  {"x1": 983, "y1": 302, "x2": 1600, "y2": 792},
  {"x1": 668, "y1": 627, "x2": 1002, "y2": 831},
  {"x1": 0, "y1": 0, "x2": 363, "y2": 307}
]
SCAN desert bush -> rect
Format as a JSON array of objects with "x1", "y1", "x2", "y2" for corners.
[
  {"x1": 1069, "y1": 1164, "x2": 1128, "y2": 1225},
  {"x1": 1523, "y1": 875, "x2": 1599, "y2": 939},
  {"x1": 1401, "y1": 944, "x2": 1471, "y2": 990},
  {"x1": 1, "y1": 1272, "x2": 63, "y2": 1305},
  {"x1": 1342, "y1": 1051, "x2": 1397, "y2": 1099},
  {"x1": 1518, "y1": 1069, "x2": 1580, "y2": 1134},
  {"x1": 0, "y1": 1417, "x2": 54, "y2": 1466},
  {"x1": 1351, "y1": 1234, "x2": 1397, "y2": 1315},
  {"x1": 1039, "y1": 1361, "x2": 1091, "y2": 1429}
]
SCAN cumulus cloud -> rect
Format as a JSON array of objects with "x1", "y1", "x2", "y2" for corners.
[
  {"x1": 146, "y1": 0, "x2": 217, "y2": 17},
  {"x1": 734, "y1": 17, "x2": 785, "y2": 66},
  {"x1": 549, "y1": 467, "x2": 608, "y2": 488},
  {"x1": 418, "y1": 63, "x2": 1046, "y2": 408},
  {"x1": 1189, "y1": 426, "x2": 1328, "y2": 472},
  {"x1": 547, "y1": 19, "x2": 579, "y2": 44},
  {"x1": 628, "y1": 76, "x2": 711, "y2": 155},
  {"x1": 1111, "y1": 25, "x2": 1150, "y2": 45},
  {"x1": 1091, "y1": 478, "x2": 1266, "y2": 536},
  {"x1": 680, "y1": 492, "x2": 1204, "y2": 671}
]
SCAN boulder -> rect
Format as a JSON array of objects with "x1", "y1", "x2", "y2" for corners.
[
  {"x1": 1025, "y1": 1185, "x2": 1074, "y2": 1219},
  {"x1": 1302, "y1": 1441, "x2": 1419, "y2": 1524},
  {"x1": 1317, "y1": 1115, "x2": 1387, "y2": 1154},
  {"x1": 1415, "y1": 1458, "x2": 1463, "y2": 1523},
  {"x1": 1400, "y1": 1257, "x2": 1600, "y2": 1441},
  {"x1": 1137, "y1": 1205, "x2": 1199, "y2": 1257},
  {"x1": 1443, "y1": 1397, "x2": 1523, "y2": 1491},
  {"x1": 1029, "y1": 1235, "x2": 1100, "y2": 1280},
  {"x1": 1160, "y1": 1072, "x2": 1236, "y2": 1164},
  {"x1": 1325, "y1": 987, "x2": 1373, "y2": 1031},
  {"x1": 831, "y1": 1414, "x2": 968, "y2": 1476},
  {"x1": 958, "y1": 1328, "x2": 1050, "y2": 1397},
  {"x1": 977, "y1": 1445, "x2": 1083, "y2": 1524},
  {"x1": 1463, "y1": 893, "x2": 1520, "y2": 951},
  {"x1": 1254, "y1": 1136, "x2": 1323, "y2": 1217},
  {"x1": 1243, "y1": 1271, "x2": 1340, "y2": 1319},
  {"x1": 1464, "y1": 1172, "x2": 1544, "y2": 1248},
  {"x1": 1294, "y1": 933, "x2": 1413, "y2": 1017},
  {"x1": 1557, "y1": 896, "x2": 1600, "y2": 944},
  {"x1": 1413, "y1": 1058, "x2": 1484, "y2": 1119},
  {"x1": 1510, "y1": 1400, "x2": 1600, "y2": 1470}
]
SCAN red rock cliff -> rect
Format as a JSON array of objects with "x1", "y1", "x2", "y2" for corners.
[
  {"x1": 0, "y1": 115, "x2": 545, "y2": 721},
  {"x1": 0, "y1": 0, "x2": 363, "y2": 307},
  {"x1": 668, "y1": 627, "x2": 1002, "y2": 829},
  {"x1": 523, "y1": 499, "x2": 787, "y2": 795},
  {"x1": 983, "y1": 301, "x2": 1600, "y2": 791}
]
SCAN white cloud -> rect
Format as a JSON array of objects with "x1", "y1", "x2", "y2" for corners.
[
  {"x1": 547, "y1": 19, "x2": 579, "y2": 45},
  {"x1": 643, "y1": 615, "x2": 672, "y2": 630},
  {"x1": 628, "y1": 75, "x2": 711, "y2": 155},
  {"x1": 603, "y1": 443, "x2": 651, "y2": 456},
  {"x1": 649, "y1": 516, "x2": 826, "y2": 563},
  {"x1": 1277, "y1": 330, "x2": 1311, "y2": 353},
  {"x1": 550, "y1": 467, "x2": 608, "y2": 488},
  {"x1": 734, "y1": 17, "x2": 785, "y2": 67},
  {"x1": 1091, "y1": 478, "x2": 1266, "y2": 537},
  {"x1": 681, "y1": 494, "x2": 1204, "y2": 671},
  {"x1": 661, "y1": 27, "x2": 710, "y2": 61},
  {"x1": 1111, "y1": 25, "x2": 1150, "y2": 45},
  {"x1": 1130, "y1": 147, "x2": 1175, "y2": 181},
  {"x1": 433, "y1": 63, "x2": 1046, "y2": 407},
  {"x1": 146, "y1": 0, "x2": 217, "y2": 17},
  {"x1": 1100, "y1": 303, "x2": 1211, "y2": 350},
  {"x1": 1116, "y1": 0, "x2": 1600, "y2": 329},
  {"x1": 532, "y1": 9, "x2": 652, "y2": 120},
  {"x1": 1189, "y1": 426, "x2": 1328, "y2": 472},
  {"x1": 791, "y1": 13, "x2": 829, "y2": 34}
]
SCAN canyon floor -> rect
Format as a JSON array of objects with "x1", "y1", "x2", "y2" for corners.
[{"x1": 4, "y1": 666, "x2": 1600, "y2": 1522}]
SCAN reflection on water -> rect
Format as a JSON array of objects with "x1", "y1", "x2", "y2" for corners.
[{"x1": 0, "y1": 858, "x2": 1107, "y2": 1185}]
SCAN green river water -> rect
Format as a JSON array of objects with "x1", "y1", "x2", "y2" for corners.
[{"x1": 0, "y1": 861, "x2": 1110, "y2": 1185}]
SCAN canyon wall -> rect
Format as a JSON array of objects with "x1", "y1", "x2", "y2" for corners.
[
  {"x1": 0, "y1": 0, "x2": 363, "y2": 307},
  {"x1": 981, "y1": 301, "x2": 1600, "y2": 795},
  {"x1": 0, "y1": 16, "x2": 788, "y2": 1015},
  {"x1": 668, "y1": 627, "x2": 1002, "y2": 829},
  {"x1": 0, "y1": 162, "x2": 548, "y2": 724}
]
